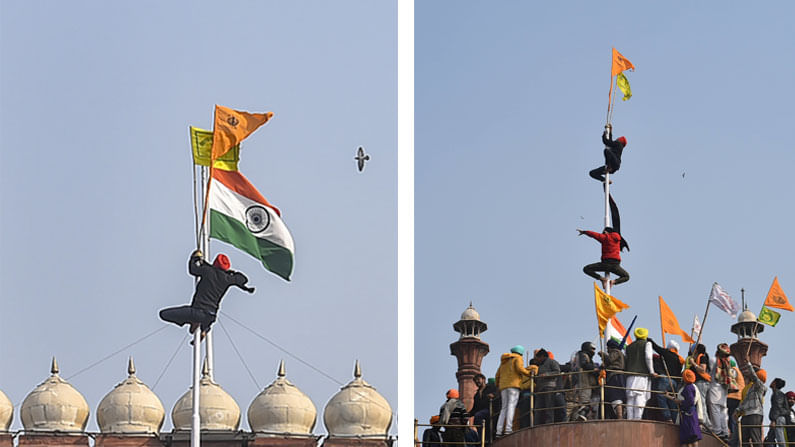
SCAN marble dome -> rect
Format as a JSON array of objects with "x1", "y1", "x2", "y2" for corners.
[
  {"x1": 20, "y1": 357, "x2": 90, "y2": 432},
  {"x1": 323, "y1": 361, "x2": 392, "y2": 437},
  {"x1": 96, "y1": 357, "x2": 165, "y2": 434},
  {"x1": 0, "y1": 388, "x2": 12, "y2": 431},
  {"x1": 171, "y1": 361, "x2": 240, "y2": 431},
  {"x1": 247, "y1": 360, "x2": 317, "y2": 434},
  {"x1": 460, "y1": 303, "x2": 481, "y2": 321}
]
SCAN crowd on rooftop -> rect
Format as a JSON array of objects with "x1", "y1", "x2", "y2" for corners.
[{"x1": 422, "y1": 329, "x2": 795, "y2": 447}]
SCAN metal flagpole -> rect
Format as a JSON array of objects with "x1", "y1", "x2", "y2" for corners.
[
  {"x1": 603, "y1": 125, "x2": 612, "y2": 296},
  {"x1": 190, "y1": 165, "x2": 206, "y2": 447},
  {"x1": 202, "y1": 165, "x2": 215, "y2": 381}
]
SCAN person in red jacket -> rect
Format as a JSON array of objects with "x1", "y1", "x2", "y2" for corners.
[{"x1": 577, "y1": 227, "x2": 630, "y2": 289}]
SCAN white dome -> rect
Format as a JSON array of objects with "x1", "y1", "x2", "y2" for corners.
[
  {"x1": 0, "y1": 389, "x2": 12, "y2": 432},
  {"x1": 96, "y1": 357, "x2": 165, "y2": 434},
  {"x1": 323, "y1": 361, "x2": 392, "y2": 437},
  {"x1": 738, "y1": 309, "x2": 757, "y2": 323},
  {"x1": 460, "y1": 303, "x2": 481, "y2": 321},
  {"x1": 247, "y1": 360, "x2": 317, "y2": 434},
  {"x1": 171, "y1": 361, "x2": 240, "y2": 431},
  {"x1": 20, "y1": 357, "x2": 89, "y2": 432}
]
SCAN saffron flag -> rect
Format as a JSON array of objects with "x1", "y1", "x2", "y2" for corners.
[
  {"x1": 611, "y1": 47, "x2": 635, "y2": 76},
  {"x1": 616, "y1": 73, "x2": 632, "y2": 101},
  {"x1": 764, "y1": 277, "x2": 793, "y2": 312},
  {"x1": 758, "y1": 306, "x2": 781, "y2": 327},
  {"x1": 659, "y1": 296, "x2": 695, "y2": 343},
  {"x1": 190, "y1": 126, "x2": 240, "y2": 171},
  {"x1": 709, "y1": 282, "x2": 739, "y2": 319},
  {"x1": 595, "y1": 283, "x2": 630, "y2": 336},
  {"x1": 208, "y1": 169, "x2": 294, "y2": 281},
  {"x1": 212, "y1": 105, "x2": 274, "y2": 160},
  {"x1": 604, "y1": 316, "x2": 632, "y2": 346}
]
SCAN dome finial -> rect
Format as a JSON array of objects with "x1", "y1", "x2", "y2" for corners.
[
  {"x1": 354, "y1": 360, "x2": 362, "y2": 378},
  {"x1": 51, "y1": 356, "x2": 59, "y2": 375},
  {"x1": 128, "y1": 356, "x2": 136, "y2": 376},
  {"x1": 202, "y1": 358, "x2": 209, "y2": 377},
  {"x1": 278, "y1": 359, "x2": 286, "y2": 377}
]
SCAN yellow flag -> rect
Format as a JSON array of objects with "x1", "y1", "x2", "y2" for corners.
[
  {"x1": 616, "y1": 73, "x2": 632, "y2": 101},
  {"x1": 595, "y1": 283, "x2": 630, "y2": 336},
  {"x1": 659, "y1": 296, "x2": 695, "y2": 343},
  {"x1": 190, "y1": 127, "x2": 239, "y2": 171},
  {"x1": 212, "y1": 105, "x2": 273, "y2": 160},
  {"x1": 764, "y1": 276, "x2": 794, "y2": 312}
]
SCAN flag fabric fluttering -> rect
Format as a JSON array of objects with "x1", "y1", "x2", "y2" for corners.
[
  {"x1": 659, "y1": 296, "x2": 695, "y2": 343},
  {"x1": 616, "y1": 73, "x2": 632, "y2": 101},
  {"x1": 595, "y1": 283, "x2": 630, "y2": 336},
  {"x1": 208, "y1": 169, "x2": 295, "y2": 281},
  {"x1": 191, "y1": 126, "x2": 240, "y2": 171},
  {"x1": 611, "y1": 47, "x2": 635, "y2": 76},
  {"x1": 604, "y1": 316, "x2": 632, "y2": 346},
  {"x1": 692, "y1": 314, "x2": 701, "y2": 340},
  {"x1": 212, "y1": 105, "x2": 274, "y2": 161},
  {"x1": 764, "y1": 276, "x2": 794, "y2": 312},
  {"x1": 758, "y1": 306, "x2": 781, "y2": 327},
  {"x1": 709, "y1": 282, "x2": 740, "y2": 319}
]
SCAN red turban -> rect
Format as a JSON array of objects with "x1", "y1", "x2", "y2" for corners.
[{"x1": 213, "y1": 254, "x2": 231, "y2": 271}]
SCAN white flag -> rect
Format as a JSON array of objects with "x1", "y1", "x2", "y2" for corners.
[
  {"x1": 709, "y1": 282, "x2": 739, "y2": 319},
  {"x1": 692, "y1": 314, "x2": 701, "y2": 339}
]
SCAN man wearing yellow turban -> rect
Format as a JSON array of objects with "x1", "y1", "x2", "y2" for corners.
[{"x1": 625, "y1": 327, "x2": 655, "y2": 420}]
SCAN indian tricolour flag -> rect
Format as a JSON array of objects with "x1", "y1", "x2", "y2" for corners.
[
  {"x1": 604, "y1": 316, "x2": 631, "y2": 346},
  {"x1": 208, "y1": 169, "x2": 294, "y2": 281}
]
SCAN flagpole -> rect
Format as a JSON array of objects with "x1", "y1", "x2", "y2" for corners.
[
  {"x1": 659, "y1": 296, "x2": 667, "y2": 348},
  {"x1": 201, "y1": 164, "x2": 215, "y2": 382},
  {"x1": 603, "y1": 125, "x2": 612, "y2": 294},
  {"x1": 692, "y1": 290, "x2": 712, "y2": 353},
  {"x1": 191, "y1": 315, "x2": 202, "y2": 447}
]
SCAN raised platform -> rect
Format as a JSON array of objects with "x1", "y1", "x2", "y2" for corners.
[{"x1": 493, "y1": 420, "x2": 723, "y2": 447}]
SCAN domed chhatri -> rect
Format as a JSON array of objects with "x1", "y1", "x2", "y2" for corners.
[
  {"x1": 323, "y1": 361, "x2": 392, "y2": 437},
  {"x1": 453, "y1": 302, "x2": 488, "y2": 339},
  {"x1": 0, "y1": 388, "x2": 12, "y2": 431},
  {"x1": 96, "y1": 357, "x2": 165, "y2": 434},
  {"x1": 171, "y1": 360, "x2": 241, "y2": 431},
  {"x1": 20, "y1": 357, "x2": 90, "y2": 432},
  {"x1": 248, "y1": 360, "x2": 317, "y2": 434},
  {"x1": 460, "y1": 302, "x2": 481, "y2": 321}
]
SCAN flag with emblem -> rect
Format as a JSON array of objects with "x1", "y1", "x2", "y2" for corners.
[
  {"x1": 758, "y1": 306, "x2": 781, "y2": 327},
  {"x1": 659, "y1": 296, "x2": 695, "y2": 343},
  {"x1": 208, "y1": 169, "x2": 294, "y2": 281},
  {"x1": 611, "y1": 47, "x2": 635, "y2": 76},
  {"x1": 191, "y1": 126, "x2": 240, "y2": 171},
  {"x1": 212, "y1": 105, "x2": 274, "y2": 160},
  {"x1": 763, "y1": 276, "x2": 793, "y2": 312},
  {"x1": 595, "y1": 283, "x2": 630, "y2": 336}
]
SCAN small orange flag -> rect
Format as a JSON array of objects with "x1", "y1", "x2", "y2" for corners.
[
  {"x1": 212, "y1": 105, "x2": 274, "y2": 160},
  {"x1": 659, "y1": 296, "x2": 695, "y2": 343},
  {"x1": 611, "y1": 47, "x2": 635, "y2": 76},
  {"x1": 764, "y1": 276, "x2": 794, "y2": 312}
]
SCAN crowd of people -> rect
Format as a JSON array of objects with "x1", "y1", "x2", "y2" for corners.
[{"x1": 422, "y1": 329, "x2": 795, "y2": 447}]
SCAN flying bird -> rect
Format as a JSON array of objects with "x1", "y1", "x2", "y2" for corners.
[{"x1": 355, "y1": 146, "x2": 370, "y2": 172}]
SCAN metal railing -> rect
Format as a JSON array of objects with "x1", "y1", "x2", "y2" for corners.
[{"x1": 414, "y1": 420, "x2": 486, "y2": 447}]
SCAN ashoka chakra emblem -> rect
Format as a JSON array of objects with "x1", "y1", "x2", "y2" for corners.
[{"x1": 245, "y1": 205, "x2": 271, "y2": 233}]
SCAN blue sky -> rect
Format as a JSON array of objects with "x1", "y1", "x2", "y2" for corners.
[
  {"x1": 415, "y1": 1, "x2": 795, "y2": 422},
  {"x1": 0, "y1": 0, "x2": 396, "y2": 434}
]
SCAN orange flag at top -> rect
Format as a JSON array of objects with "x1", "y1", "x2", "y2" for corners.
[
  {"x1": 212, "y1": 105, "x2": 274, "y2": 160},
  {"x1": 611, "y1": 47, "x2": 635, "y2": 76},
  {"x1": 764, "y1": 276, "x2": 794, "y2": 312},
  {"x1": 659, "y1": 296, "x2": 695, "y2": 343}
]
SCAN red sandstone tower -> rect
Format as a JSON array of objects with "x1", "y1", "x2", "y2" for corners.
[
  {"x1": 729, "y1": 308, "x2": 768, "y2": 382},
  {"x1": 449, "y1": 303, "x2": 490, "y2": 411}
]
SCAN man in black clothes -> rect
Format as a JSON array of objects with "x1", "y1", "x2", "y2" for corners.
[
  {"x1": 649, "y1": 339, "x2": 684, "y2": 423},
  {"x1": 160, "y1": 250, "x2": 255, "y2": 339},
  {"x1": 589, "y1": 125, "x2": 628, "y2": 183},
  {"x1": 533, "y1": 349, "x2": 561, "y2": 425}
]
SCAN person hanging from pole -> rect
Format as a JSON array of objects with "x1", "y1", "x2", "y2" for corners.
[
  {"x1": 589, "y1": 124, "x2": 628, "y2": 183},
  {"x1": 578, "y1": 227, "x2": 630, "y2": 289},
  {"x1": 159, "y1": 249, "x2": 255, "y2": 341}
]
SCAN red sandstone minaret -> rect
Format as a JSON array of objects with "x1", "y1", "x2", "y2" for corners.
[
  {"x1": 449, "y1": 303, "x2": 490, "y2": 412},
  {"x1": 729, "y1": 308, "x2": 768, "y2": 382}
]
